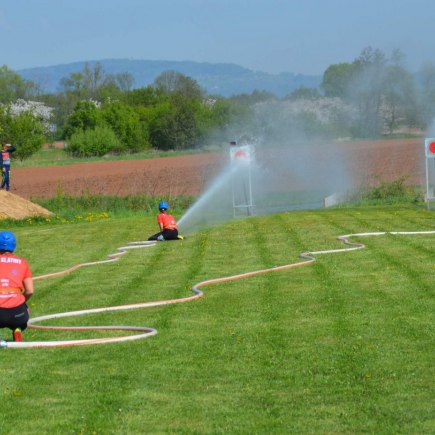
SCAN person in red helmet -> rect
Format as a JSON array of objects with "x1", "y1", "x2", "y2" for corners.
[
  {"x1": 148, "y1": 201, "x2": 182, "y2": 241},
  {"x1": 0, "y1": 231, "x2": 34, "y2": 342}
]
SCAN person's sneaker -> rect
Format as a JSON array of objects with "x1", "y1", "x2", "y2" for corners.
[{"x1": 13, "y1": 328, "x2": 23, "y2": 342}]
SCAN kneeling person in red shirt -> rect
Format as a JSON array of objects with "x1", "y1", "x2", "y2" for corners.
[
  {"x1": 0, "y1": 231, "x2": 34, "y2": 342},
  {"x1": 148, "y1": 201, "x2": 181, "y2": 241}
]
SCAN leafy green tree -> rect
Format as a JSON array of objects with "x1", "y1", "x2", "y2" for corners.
[
  {"x1": 122, "y1": 86, "x2": 163, "y2": 107},
  {"x1": 145, "y1": 73, "x2": 208, "y2": 150},
  {"x1": 285, "y1": 86, "x2": 322, "y2": 100},
  {"x1": 195, "y1": 98, "x2": 252, "y2": 144},
  {"x1": 147, "y1": 94, "x2": 201, "y2": 150},
  {"x1": 63, "y1": 100, "x2": 103, "y2": 138},
  {"x1": 60, "y1": 62, "x2": 105, "y2": 99},
  {"x1": 0, "y1": 107, "x2": 46, "y2": 160},
  {"x1": 83, "y1": 62, "x2": 106, "y2": 97},
  {"x1": 39, "y1": 92, "x2": 73, "y2": 140},
  {"x1": 59, "y1": 71, "x2": 89, "y2": 100},
  {"x1": 195, "y1": 98, "x2": 227, "y2": 139},
  {"x1": 55, "y1": 63, "x2": 136, "y2": 137},
  {"x1": 322, "y1": 47, "x2": 419, "y2": 137},
  {"x1": 101, "y1": 101, "x2": 150, "y2": 152},
  {"x1": 417, "y1": 61, "x2": 435, "y2": 128},
  {"x1": 230, "y1": 90, "x2": 277, "y2": 105},
  {"x1": 114, "y1": 72, "x2": 135, "y2": 92},
  {"x1": 383, "y1": 63, "x2": 416, "y2": 133},
  {"x1": 154, "y1": 71, "x2": 203, "y2": 99},
  {"x1": 321, "y1": 63, "x2": 357, "y2": 99},
  {"x1": 147, "y1": 101, "x2": 176, "y2": 150},
  {"x1": 0, "y1": 65, "x2": 38, "y2": 103},
  {"x1": 349, "y1": 47, "x2": 387, "y2": 137},
  {"x1": 59, "y1": 62, "x2": 131, "y2": 101}
]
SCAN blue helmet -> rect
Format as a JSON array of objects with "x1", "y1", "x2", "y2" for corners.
[
  {"x1": 158, "y1": 201, "x2": 169, "y2": 211},
  {"x1": 0, "y1": 231, "x2": 16, "y2": 252}
]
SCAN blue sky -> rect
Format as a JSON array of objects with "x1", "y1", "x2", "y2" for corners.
[{"x1": 1, "y1": 0, "x2": 434, "y2": 75}]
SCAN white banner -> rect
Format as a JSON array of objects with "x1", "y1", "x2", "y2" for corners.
[{"x1": 229, "y1": 144, "x2": 255, "y2": 164}]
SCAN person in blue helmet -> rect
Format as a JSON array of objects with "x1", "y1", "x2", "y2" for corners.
[
  {"x1": 0, "y1": 231, "x2": 34, "y2": 342},
  {"x1": 148, "y1": 201, "x2": 182, "y2": 241}
]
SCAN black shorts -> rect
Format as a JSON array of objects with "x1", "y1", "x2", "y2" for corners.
[
  {"x1": 148, "y1": 228, "x2": 179, "y2": 241},
  {"x1": 0, "y1": 303, "x2": 29, "y2": 330}
]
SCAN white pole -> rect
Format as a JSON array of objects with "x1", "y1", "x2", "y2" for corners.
[
  {"x1": 426, "y1": 155, "x2": 429, "y2": 207},
  {"x1": 248, "y1": 162, "x2": 254, "y2": 216}
]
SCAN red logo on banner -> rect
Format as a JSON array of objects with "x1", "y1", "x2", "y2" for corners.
[{"x1": 234, "y1": 150, "x2": 247, "y2": 159}]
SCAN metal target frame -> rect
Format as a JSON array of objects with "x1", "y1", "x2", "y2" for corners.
[
  {"x1": 425, "y1": 138, "x2": 435, "y2": 208},
  {"x1": 229, "y1": 143, "x2": 255, "y2": 217}
]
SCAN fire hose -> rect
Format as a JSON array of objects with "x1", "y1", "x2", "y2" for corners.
[{"x1": 2, "y1": 231, "x2": 434, "y2": 348}]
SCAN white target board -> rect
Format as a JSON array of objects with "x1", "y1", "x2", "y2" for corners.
[
  {"x1": 229, "y1": 144, "x2": 255, "y2": 216},
  {"x1": 230, "y1": 144, "x2": 255, "y2": 165},
  {"x1": 425, "y1": 138, "x2": 435, "y2": 158},
  {"x1": 425, "y1": 138, "x2": 435, "y2": 204}
]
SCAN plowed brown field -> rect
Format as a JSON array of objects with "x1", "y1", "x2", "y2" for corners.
[{"x1": 9, "y1": 138, "x2": 427, "y2": 201}]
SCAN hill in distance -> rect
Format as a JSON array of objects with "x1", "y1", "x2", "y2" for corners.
[{"x1": 18, "y1": 59, "x2": 322, "y2": 98}]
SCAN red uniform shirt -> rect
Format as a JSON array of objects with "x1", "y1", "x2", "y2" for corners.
[
  {"x1": 1, "y1": 150, "x2": 11, "y2": 165},
  {"x1": 0, "y1": 253, "x2": 32, "y2": 308},
  {"x1": 157, "y1": 212, "x2": 177, "y2": 230}
]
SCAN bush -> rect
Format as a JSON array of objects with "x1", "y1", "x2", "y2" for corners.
[
  {"x1": 101, "y1": 101, "x2": 150, "y2": 153},
  {"x1": 0, "y1": 107, "x2": 46, "y2": 160},
  {"x1": 35, "y1": 193, "x2": 194, "y2": 218},
  {"x1": 362, "y1": 176, "x2": 421, "y2": 201},
  {"x1": 63, "y1": 100, "x2": 103, "y2": 139},
  {"x1": 67, "y1": 126, "x2": 120, "y2": 157}
]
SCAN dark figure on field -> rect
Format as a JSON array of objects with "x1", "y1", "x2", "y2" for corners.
[
  {"x1": 0, "y1": 231, "x2": 34, "y2": 342},
  {"x1": 1, "y1": 143, "x2": 16, "y2": 191},
  {"x1": 148, "y1": 201, "x2": 183, "y2": 241}
]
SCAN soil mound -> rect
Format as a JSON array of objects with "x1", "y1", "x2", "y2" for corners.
[{"x1": 0, "y1": 190, "x2": 53, "y2": 220}]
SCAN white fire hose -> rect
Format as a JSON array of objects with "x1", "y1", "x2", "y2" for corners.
[{"x1": 2, "y1": 231, "x2": 434, "y2": 348}]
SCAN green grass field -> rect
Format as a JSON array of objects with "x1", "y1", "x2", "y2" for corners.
[
  {"x1": 13, "y1": 147, "x2": 210, "y2": 168},
  {"x1": 0, "y1": 204, "x2": 434, "y2": 434}
]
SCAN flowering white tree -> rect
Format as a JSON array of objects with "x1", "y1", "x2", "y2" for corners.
[{"x1": 8, "y1": 99, "x2": 54, "y2": 134}]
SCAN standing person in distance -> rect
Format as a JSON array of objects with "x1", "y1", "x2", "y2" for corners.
[
  {"x1": 0, "y1": 231, "x2": 34, "y2": 342},
  {"x1": 1, "y1": 142, "x2": 17, "y2": 191},
  {"x1": 148, "y1": 201, "x2": 183, "y2": 241}
]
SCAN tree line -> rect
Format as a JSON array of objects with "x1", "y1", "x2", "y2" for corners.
[{"x1": 0, "y1": 46, "x2": 433, "y2": 159}]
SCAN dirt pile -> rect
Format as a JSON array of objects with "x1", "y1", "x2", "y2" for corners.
[{"x1": 0, "y1": 190, "x2": 53, "y2": 220}]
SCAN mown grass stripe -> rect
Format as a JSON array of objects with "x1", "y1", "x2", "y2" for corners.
[{"x1": 0, "y1": 206, "x2": 434, "y2": 433}]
